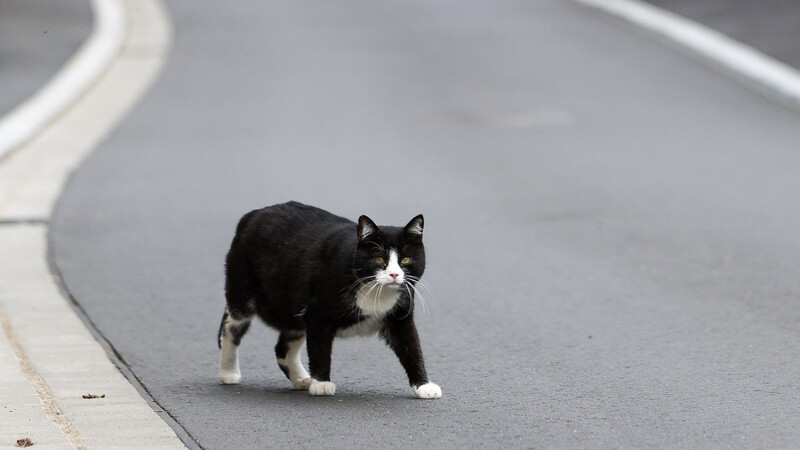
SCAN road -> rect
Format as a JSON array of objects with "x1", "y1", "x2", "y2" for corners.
[
  {"x1": 50, "y1": 0, "x2": 800, "y2": 448},
  {"x1": 0, "y1": 0, "x2": 90, "y2": 117}
]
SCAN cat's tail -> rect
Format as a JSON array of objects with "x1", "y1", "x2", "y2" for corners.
[{"x1": 217, "y1": 309, "x2": 229, "y2": 349}]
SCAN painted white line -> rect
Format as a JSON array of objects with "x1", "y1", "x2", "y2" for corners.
[
  {"x1": 574, "y1": 0, "x2": 800, "y2": 111},
  {"x1": 0, "y1": 0, "x2": 126, "y2": 162}
]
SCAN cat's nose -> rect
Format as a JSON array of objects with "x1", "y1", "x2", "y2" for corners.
[{"x1": 389, "y1": 273, "x2": 399, "y2": 279}]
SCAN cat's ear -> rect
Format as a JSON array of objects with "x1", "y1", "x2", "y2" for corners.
[
  {"x1": 403, "y1": 214, "x2": 424, "y2": 241},
  {"x1": 357, "y1": 215, "x2": 379, "y2": 242}
]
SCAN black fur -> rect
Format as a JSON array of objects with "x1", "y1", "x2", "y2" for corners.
[{"x1": 221, "y1": 201, "x2": 433, "y2": 389}]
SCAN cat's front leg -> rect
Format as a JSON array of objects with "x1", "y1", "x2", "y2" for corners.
[
  {"x1": 381, "y1": 317, "x2": 442, "y2": 399},
  {"x1": 304, "y1": 317, "x2": 337, "y2": 396}
]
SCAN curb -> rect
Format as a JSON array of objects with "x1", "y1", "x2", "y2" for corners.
[
  {"x1": 573, "y1": 0, "x2": 800, "y2": 112},
  {"x1": 0, "y1": 0, "x2": 188, "y2": 448}
]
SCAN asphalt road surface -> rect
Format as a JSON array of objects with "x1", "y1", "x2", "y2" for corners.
[{"x1": 51, "y1": 0, "x2": 800, "y2": 448}]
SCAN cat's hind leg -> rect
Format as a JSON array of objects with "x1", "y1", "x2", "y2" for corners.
[
  {"x1": 218, "y1": 307, "x2": 253, "y2": 384},
  {"x1": 275, "y1": 331, "x2": 312, "y2": 390}
]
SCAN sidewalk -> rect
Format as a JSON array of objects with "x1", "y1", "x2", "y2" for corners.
[{"x1": 0, "y1": 0, "x2": 185, "y2": 448}]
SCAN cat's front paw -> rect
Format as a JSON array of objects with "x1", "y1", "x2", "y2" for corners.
[
  {"x1": 292, "y1": 377, "x2": 313, "y2": 391},
  {"x1": 219, "y1": 369, "x2": 241, "y2": 385},
  {"x1": 413, "y1": 382, "x2": 442, "y2": 399},
  {"x1": 309, "y1": 381, "x2": 336, "y2": 396}
]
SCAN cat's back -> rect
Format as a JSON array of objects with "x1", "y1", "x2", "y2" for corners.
[
  {"x1": 233, "y1": 201, "x2": 352, "y2": 251},
  {"x1": 242, "y1": 201, "x2": 348, "y2": 229},
  {"x1": 228, "y1": 202, "x2": 355, "y2": 296}
]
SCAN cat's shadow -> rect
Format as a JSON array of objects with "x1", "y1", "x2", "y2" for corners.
[{"x1": 196, "y1": 381, "x2": 418, "y2": 407}]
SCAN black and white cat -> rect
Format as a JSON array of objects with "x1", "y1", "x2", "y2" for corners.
[{"x1": 217, "y1": 201, "x2": 441, "y2": 399}]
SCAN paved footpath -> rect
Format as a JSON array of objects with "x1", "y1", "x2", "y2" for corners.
[{"x1": 0, "y1": 0, "x2": 186, "y2": 448}]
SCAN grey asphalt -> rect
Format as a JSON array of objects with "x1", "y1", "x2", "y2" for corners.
[
  {"x1": 50, "y1": 0, "x2": 800, "y2": 448},
  {"x1": 646, "y1": 0, "x2": 800, "y2": 69},
  {"x1": 0, "y1": 0, "x2": 91, "y2": 118}
]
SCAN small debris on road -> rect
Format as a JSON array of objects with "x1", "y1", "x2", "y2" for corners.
[
  {"x1": 15, "y1": 437, "x2": 34, "y2": 447},
  {"x1": 81, "y1": 394, "x2": 105, "y2": 399}
]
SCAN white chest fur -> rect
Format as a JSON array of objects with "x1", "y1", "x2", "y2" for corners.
[
  {"x1": 354, "y1": 283, "x2": 401, "y2": 317},
  {"x1": 336, "y1": 316, "x2": 382, "y2": 338},
  {"x1": 339, "y1": 283, "x2": 402, "y2": 338}
]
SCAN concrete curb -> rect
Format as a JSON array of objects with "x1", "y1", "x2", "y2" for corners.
[
  {"x1": 573, "y1": 0, "x2": 800, "y2": 112},
  {"x1": 0, "y1": 0, "x2": 188, "y2": 448}
]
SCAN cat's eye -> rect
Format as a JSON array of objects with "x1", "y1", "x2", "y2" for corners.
[
  {"x1": 400, "y1": 257, "x2": 411, "y2": 264},
  {"x1": 374, "y1": 256, "x2": 385, "y2": 264}
]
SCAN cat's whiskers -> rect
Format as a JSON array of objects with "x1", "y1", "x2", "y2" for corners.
[
  {"x1": 355, "y1": 280, "x2": 382, "y2": 317},
  {"x1": 373, "y1": 283, "x2": 383, "y2": 318},
  {"x1": 347, "y1": 276, "x2": 379, "y2": 316},
  {"x1": 375, "y1": 283, "x2": 392, "y2": 320},
  {"x1": 407, "y1": 276, "x2": 434, "y2": 298},
  {"x1": 398, "y1": 284, "x2": 415, "y2": 320},
  {"x1": 415, "y1": 287, "x2": 429, "y2": 315},
  {"x1": 406, "y1": 275, "x2": 434, "y2": 316},
  {"x1": 346, "y1": 275, "x2": 376, "y2": 296},
  {"x1": 352, "y1": 278, "x2": 407, "y2": 321}
]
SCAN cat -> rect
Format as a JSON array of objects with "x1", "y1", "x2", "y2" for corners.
[{"x1": 217, "y1": 201, "x2": 441, "y2": 399}]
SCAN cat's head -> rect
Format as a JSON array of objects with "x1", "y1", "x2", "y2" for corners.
[{"x1": 353, "y1": 214, "x2": 426, "y2": 288}]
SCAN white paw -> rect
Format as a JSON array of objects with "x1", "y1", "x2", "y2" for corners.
[
  {"x1": 219, "y1": 369, "x2": 241, "y2": 385},
  {"x1": 309, "y1": 381, "x2": 336, "y2": 396},
  {"x1": 292, "y1": 377, "x2": 313, "y2": 391},
  {"x1": 413, "y1": 382, "x2": 442, "y2": 399}
]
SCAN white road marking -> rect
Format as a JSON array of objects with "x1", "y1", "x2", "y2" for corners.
[
  {"x1": 0, "y1": 0, "x2": 125, "y2": 162},
  {"x1": 573, "y1": 0, "x2": 800, "y2": 111}
]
